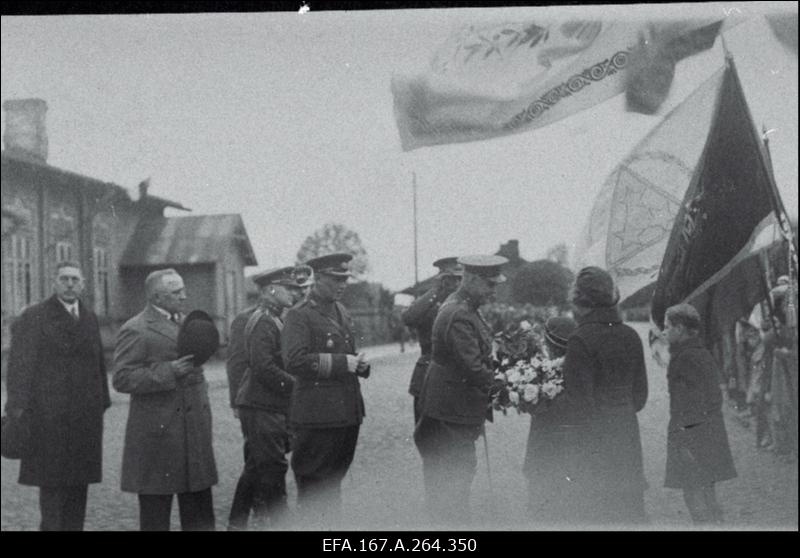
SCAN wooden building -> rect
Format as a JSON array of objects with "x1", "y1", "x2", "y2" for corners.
[{"x1": 1, "y1": 98, "x2": 256, "y2": 359}]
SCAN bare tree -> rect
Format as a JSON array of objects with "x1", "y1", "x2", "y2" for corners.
[{"x1": 296, "y1": 223, "x2": 369, "y2": 278}]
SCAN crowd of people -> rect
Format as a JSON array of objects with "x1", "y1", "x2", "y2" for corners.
[
  {"x1": 2, "y1": 254, "x2": 797, "y2": 530},
  {"x1": 725, "y1": 278, "x2": 798, "y2": 464}
]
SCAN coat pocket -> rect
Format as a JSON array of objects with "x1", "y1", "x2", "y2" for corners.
[{"x1": 131, "y1": 391, "x2": 179, "y2": 436}]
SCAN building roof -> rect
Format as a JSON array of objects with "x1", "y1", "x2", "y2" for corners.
[
  {"x1": 119, "y1": 214, "x2": 257, "y2": 267},
  {"x1": 1, "y1": 151, "x2": 188, "y2": 211}
]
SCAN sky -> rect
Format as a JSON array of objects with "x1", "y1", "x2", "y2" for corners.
[{"x1": 1, "y1": 2, "x2": 797, "y2": 291}]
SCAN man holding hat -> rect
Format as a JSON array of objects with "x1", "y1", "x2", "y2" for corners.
[
  {"x1": 558, "y1": 266, "x2": 648, "y2": 525},
  {"x1": 402, "y1": 257, "x2": 463, "y2": 424},
  {"x1": 112, "y1": 268, "x2": 217, "y2": 530},
  {"x1": 227, "y1": 266, "x2": 308, "y2": 530},
  {"x1": 414, "y1": 254, "x2": 507, "y2": 526},
  {"x1": 281, "y1": 252, "x2": 370, "y2": 524}
]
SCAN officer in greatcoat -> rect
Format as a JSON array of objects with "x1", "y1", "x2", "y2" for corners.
[
  {"x1": 281, "y1": 252, "x2": 370, "y2": 524},
  {"x1": 4, "y1": 260, "x2": 110, "y2": 530},
  {"x1": 112, "y1": 268, "x2": 217, "y2": 531},
  {"x1": 227, "y1": 266, "x2": 309, "y2": 530},
  {"x1": 414, "y1": 255, "x2": 507, "y2": 527},
  {"x1": 402, "y1": 257, "x2": 463, "y2": 424}
]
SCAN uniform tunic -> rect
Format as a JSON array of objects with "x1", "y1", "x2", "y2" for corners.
[
  {"x1": 401, "y1": 286, "x2": 444, "y2": 421},
  {"x1": 228, "y1": 301, "x2": 295, "y2": 528},
  {"x1": 281, "y1": 291, "x2": 369, "y2": 512},
  {"x1": 414, "y1": 290, "x2": 494, "y2": 525}
]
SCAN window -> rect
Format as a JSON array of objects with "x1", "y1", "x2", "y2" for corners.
[
  {"x1": 93, "y1": 246, "x2": 110, "y2": 316},
  {"x1": 56, "y1": 241, "x2": 74, "y2": 262},
  {"x1": 3, "y1": 234, "x2": 34, "y2": 315}
]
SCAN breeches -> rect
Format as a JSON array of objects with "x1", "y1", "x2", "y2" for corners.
[
  {"x1": 228, "y1": 408, "x2": 290, "y2": 528},
  {"x1": 414, "y1": 417, "x2": 481, "y2": 525},
  {"x1": 291, "y1": 425, "x2": 360, "y2": 509}
]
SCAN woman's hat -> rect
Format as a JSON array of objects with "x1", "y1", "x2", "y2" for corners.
[
  {"x1": 177, "y1": 310, "x2": 220, "y2": 366},
  {"x1": 544, "y1": 316, "x2": 577, "y2": 349},
  {"x1": 571, "y1": 266, "x2": 620, "y2": 308}
]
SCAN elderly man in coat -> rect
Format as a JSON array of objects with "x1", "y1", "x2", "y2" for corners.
[
  {"x1": 414, "y1": 255, "x2": 507, "y2": 527},
  {"x1": 559, "y1": 266, "x2": 649, "y2": 526},
  {"x1": 112, "y1": 268, "x2": 217, "y2": 531},
  {"x1": 4, "y1": 260, "x2": 110, "y2": 531}
]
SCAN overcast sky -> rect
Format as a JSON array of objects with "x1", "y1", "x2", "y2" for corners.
[{"x1": 2, "y1": 3, "x2": 797, "y2": 291}]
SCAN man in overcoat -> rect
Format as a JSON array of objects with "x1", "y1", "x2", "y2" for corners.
[
  {"x1": 414, "y1": 255, "x2": 507, "y2": 527},
  {"x1": 4, "y1": 260, "x2": 110, "y2": 530},
  {"x1": 559, "y1": 266, "x2": 649, "y2": 525},
  {"x1": 402, "y1": 257, "x2": 462, "y2": 424},
  {"x1": 227, "y1": 266, "x2": 307, "y2": 530},
  {"x1": 281, "y1": 252, "x2": 370, "y2": 524},
  {"x1": 112, "y1": 268, "x2": 217, "y2": 530}
]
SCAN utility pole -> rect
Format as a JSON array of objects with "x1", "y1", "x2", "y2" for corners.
[{"x1": 412, "y1": 171, "x2": 419, "y2": 286}]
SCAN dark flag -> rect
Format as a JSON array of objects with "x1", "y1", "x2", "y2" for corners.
[{"x1": 651, "y1": 57, "x2": 780, "y2": 335}]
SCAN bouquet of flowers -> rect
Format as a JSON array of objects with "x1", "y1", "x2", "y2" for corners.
[{"x1": 491, "y1": 320, "x2": 566, "y2": 415}]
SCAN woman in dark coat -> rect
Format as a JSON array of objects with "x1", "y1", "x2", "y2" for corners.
[
  {"x1": 557, "y1": 267, "x2": 649, "y2": 526},
  {"x1": 663, "y1": 303, "x2": 736, "y2": 524}
]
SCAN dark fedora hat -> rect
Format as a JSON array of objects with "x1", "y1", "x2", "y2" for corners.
[{"x1": 177, "y1": 310, "x2": 220, "y2": 366}]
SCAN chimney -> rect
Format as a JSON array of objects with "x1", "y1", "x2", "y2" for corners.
[
  {"x1": 497, "y1": 239, "x2": 520, "y2": 262},
  {"x1": 3, "y1": 98, "x2": 48, "y2": 162}
]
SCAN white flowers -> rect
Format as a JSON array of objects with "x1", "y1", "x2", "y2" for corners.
[
  {"x1": 492, "y1": 353, "x2": 565, "y2": 414},
  {"x1": 522, "y1": 383, "x2": 540, "y2": 403}
]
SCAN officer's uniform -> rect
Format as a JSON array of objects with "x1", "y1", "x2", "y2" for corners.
[
  {"x1": 281, "y1": 253, "x2": 370, "y2": 520},
  {"x1": 227, "y1": 266, "x2": 307, "y2": 530},
  {"x1": 402, "y1": 257, "x2": 463, "y2": 424},
  {"x1": 414, "y1": 255, "x2": 507, "y2": 526}
]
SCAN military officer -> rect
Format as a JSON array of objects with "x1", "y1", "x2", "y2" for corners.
[
  {"x1": 227, "y1": 266, "x2": 308, "y2": 530},
  {"x1": 281, "y1": 252, "x2": 370, "y2": 525},
  {"x1": 227, "y1": 266, "x2": 312, "y2": 415},
  {"x1": 414, "y1": 255, "x2": 507, "y2": 527},
  {"x1": 292, "y1": 264, "x2": 314, "y2": 304},
  {"x1": 402, "y1": 257, "x2": 463, "y2": 424}
]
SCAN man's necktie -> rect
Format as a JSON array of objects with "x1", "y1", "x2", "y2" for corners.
[
  {"x1": 70, "y1": 306, "x2": 79, "y2": 321},
  {"x1": 170, "y1": 313, "x2": 180, "y2": 324}
]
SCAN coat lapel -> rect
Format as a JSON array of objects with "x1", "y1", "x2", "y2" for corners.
[{"x1": 144, "y1": 304, "x2": 179, "y2": 343}]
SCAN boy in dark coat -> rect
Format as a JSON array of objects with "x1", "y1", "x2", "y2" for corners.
[{"x1": 663, "y1": 303, "x2": 737, "y2": 524}]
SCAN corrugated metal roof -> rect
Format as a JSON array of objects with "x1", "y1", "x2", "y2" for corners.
[{"x1": 120, "y1": 214, "x2": 257, "y2": 267}]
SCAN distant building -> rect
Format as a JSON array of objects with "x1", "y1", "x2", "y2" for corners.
[{"x1": 1, "y1": 98, "x2": 256, "y2": 360}]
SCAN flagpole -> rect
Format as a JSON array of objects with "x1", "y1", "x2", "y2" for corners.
[
  {"x1": 761, "y1": 124, "x2": 799, "y2": 332},
  {"x1": 412, "y1": 171, "x2": 419, "y2": 287}
]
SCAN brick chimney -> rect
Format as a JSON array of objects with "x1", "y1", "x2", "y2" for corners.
[
  {"x1": 497, "y1": 239, "x2": 521, "y2": 263},
  {"x1": 3, "y1": 98, "x2": 48, "y2": 162}
]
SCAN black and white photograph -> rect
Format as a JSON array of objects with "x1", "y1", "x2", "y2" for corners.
[{"x1": 1, "y1": 1, "x2": 797, "y2": 534}]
